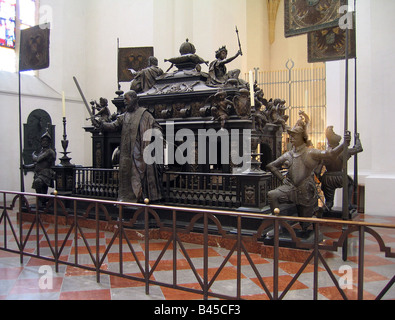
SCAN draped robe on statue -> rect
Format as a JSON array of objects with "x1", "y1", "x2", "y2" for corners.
[
  {"x1": 102, "y1": 107, "x2": 163, "y2": 202},
  {"x1": 130, "y1": 65, "x2": 163, "y2": 93}
]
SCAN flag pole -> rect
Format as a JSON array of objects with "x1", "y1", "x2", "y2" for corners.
[
  {"x1": 342, "y1": 22, "x2": 350, "y2": 221},
  {"x1": 353, "y1": 0, "x2": 359, "y2": 209},
  {"x1": 16, "y1": 0, "x2": 25, "y2": 192},
  {"x1": 341, "y1": 9, "x2": 351, "y2": 262},
  {"x1": 18, "y1": 70, "x2": 25, "y2": 192}
]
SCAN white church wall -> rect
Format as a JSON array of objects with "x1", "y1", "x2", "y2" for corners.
[
  {"x1": 326, "y1": 0, "x2": 395, "y2": 216},
  {"x1": 0, "y1": 0, "x2": 90, "y2": 192},
  {"x1": 0, "y1": 72, "x2": 85, "y2": 192}
]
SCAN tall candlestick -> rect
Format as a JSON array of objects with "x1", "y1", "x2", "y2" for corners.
[
  {"x1": 249, "y1": 71, "x2": 255, "y2": 107},
  {"x1": 62, "y1": 91, "x2": 66, "y2": 117}
]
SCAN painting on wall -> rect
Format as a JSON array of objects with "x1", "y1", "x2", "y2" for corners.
[
  {"x1": 284, "y1": 0, "x2": 348, "y2": 37},
  {"x1": 19, "y1": 23, "x2": 50, "y2": 71},
  {"x1": 308, "y1": 18, "x2": 355, "y2": 63},
  {"x1": 0, "y1": 0, "x2": 16, "y2": 49},
  {"x1": 118, "y1": 47, "x2": 154, "y2": 82}
]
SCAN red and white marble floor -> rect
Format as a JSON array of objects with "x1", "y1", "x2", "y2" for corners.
[{"x1": 0, "y1": 214, "x2": 394, "y2": 300}]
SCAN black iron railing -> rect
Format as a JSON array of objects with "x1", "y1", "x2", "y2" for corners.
[
  {"x1": 73, "y1": 167, "x2": 282, "y2": 210},
  {"x1": 164, "y1": 171, "x2": 241, "y2": 208},
  {"x1": 74, "y1": 167, "x2": 119, "y2": 199},
  {"x1": 1, "y1": 190, "x2": 394, "y2": 300}
]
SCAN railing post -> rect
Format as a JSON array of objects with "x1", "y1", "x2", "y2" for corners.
[
  {"x1": 19, "y1": 194, "x2": 23, "y2": 264},
  {"x1": 273, "y1": 218, "x2": 279, "y2": 300},
  {"x1": 73, "y1": 200, "x2": 78, "y2": 265},
  {"x1": 358, "y1": 226, "x2": 365, "y2": 300},
  {"x1": 203, "y1": 212, "x2": 208, "y2": 300},
  {"x1": 95, "y1": 202, "x2": 100, "y2": 283},
  {"x1": 35, "y1": 196, "x2": 40, "y2": 257},
  {"x1": 2, "y1": 193, "x2": 6, "y2": 250},
  {"x1": 313, "y1": 223, "x2": 319, "y2": 300},
  {"x1": 54, "y1": 195, "x2": 59, "y2": 273},
  {"x1": 119, "y1": 204, "x2": 124, "y2": 275},
  {"x1": 145, "y1": 205, "x2": 150, "y2": 295},
  {"x1": 236, "y1": 215, "x2": 242, "y2": 299},
  {"x1": 172, "y1": 210, "x2": 177, "y2": 287}
]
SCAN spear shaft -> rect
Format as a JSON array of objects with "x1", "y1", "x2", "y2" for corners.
[{"x1": 235, "y1": 26, "x2": 243, "y2": 56}]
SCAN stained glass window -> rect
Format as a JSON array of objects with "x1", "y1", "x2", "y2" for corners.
[
  {"x1": 0, "y1": 0, "x2": 36, "y2": 72},
  {"x1": 0, "y1": 0, "x2": 36, "y2": 49},
  {"x1": 0, "y1": 0, "x2": 16, "y2": 49}
]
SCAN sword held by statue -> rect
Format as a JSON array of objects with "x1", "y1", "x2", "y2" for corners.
[{"x1": 73, "y1": 76, "x2": 96, "y2": 122}]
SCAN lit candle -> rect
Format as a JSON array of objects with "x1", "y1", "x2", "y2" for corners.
[
  {"x1": 62, "y1": 91, "x2": 66, "y2": 117},
  {"x1": 249, "y1": 71, "x2": 255, "y2": 107}
]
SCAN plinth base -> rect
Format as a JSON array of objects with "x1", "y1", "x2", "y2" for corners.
[
  {"x1": 322, "y1": 207, "x2": 359, "y2": 220},
  {"x1": 236, "y1": 206, "x2": 271, "y2": 214}
]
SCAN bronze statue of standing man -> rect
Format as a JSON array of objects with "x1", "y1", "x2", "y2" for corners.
[
  {"x1": 93, "y1": 90, "x2": 163, "y2": 203},
  {"x1": 25, "y1": 129, "x2": 56, "y2": 206}
]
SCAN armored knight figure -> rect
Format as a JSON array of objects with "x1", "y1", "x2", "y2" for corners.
[
  {"x1": 25, "y1": 129, "x2": 56, "y2": 206},
  {"x1": 266, "y1": 112, "x2": 351, "y2": 232},
  {"x1": 315, "y1": 126, "x2": 363, "y2": 212}
]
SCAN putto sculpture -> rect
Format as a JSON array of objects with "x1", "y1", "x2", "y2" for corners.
[
  {"x1": 207, "y1": 90, "x2": 234, "y2": 129},
  {"x1": 91, "y1": 97, "x2": 111, "y2": 122}
]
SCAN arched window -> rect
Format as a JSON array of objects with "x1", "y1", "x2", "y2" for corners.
[{"x1": 0, "y1": 0, "x2": 37, "y2": 72}]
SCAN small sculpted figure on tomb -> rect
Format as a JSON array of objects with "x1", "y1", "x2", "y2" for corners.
[
  {"x1": 233, "y1": 88, "x2": 251, "y2": 119},
  {"x1": 266, "y1": 99, "x2": 290, "y2": 131},
  {"x1": 207, "y1": 46, "x2": 243, "y2": 87},
  {"x1": 207, "y1": 90, "x2": 234, "y2": 129},
  {"x1": 130, "y1": 56, "x2": 164, "y2": 93},
  {"x1": 254, "y1": 88, "x2": 269, "y2": 134},
  {"x1": 92, "y1": 98, "x2": 111, "y2": 122}
]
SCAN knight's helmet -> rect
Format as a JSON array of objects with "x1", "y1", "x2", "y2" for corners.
[
  {"x1": 287, "y1": 111, "x2": 310, "y2": 143},
  {"x1": 40, "y1": 125, "x2": 52, "y2": 141},
  {"x1": 325, "y1": 126, "x2": 341, "y2": 147}
]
